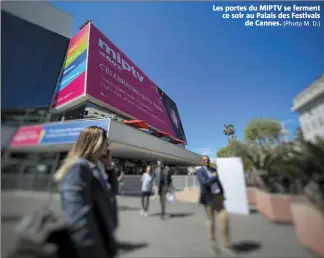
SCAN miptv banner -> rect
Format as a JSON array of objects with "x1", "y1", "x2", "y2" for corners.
[
  {"x1": 52, "y1": 23, "x2": 187, "y2": 143},
  {"x1": 52, "y1": 24, "x2": 90, "y2": 108},
  {"x1": 9, "y1": 119, "x2": 111, "y2": 147},
  {"x1": 86, "y1": 24, "x2": 186, "y2": 143}
]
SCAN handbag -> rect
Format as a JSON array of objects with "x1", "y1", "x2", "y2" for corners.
[
  {"x1": 5, "y1": 156, "x2": 78, "y2": 258},
  {"x1": 166, "y1": 191, "x2": 176, "y2": 202}
]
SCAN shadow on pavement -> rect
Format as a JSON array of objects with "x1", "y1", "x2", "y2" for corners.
[
  {"x1": 231, "y1": 241, "x2": 261, "y2": 253},
  {"x1": 118, "y1": 206, "x2": 141, "y2": 211},
  {"x1": 118, "y1": 241, "x2": 149, "y2": 254},
  {"x1": 249, "y1": 208, "x2": 258, "y2": 214},
  {"x1": 149, "y1": 212, "x2": 194, "y2": 219}
]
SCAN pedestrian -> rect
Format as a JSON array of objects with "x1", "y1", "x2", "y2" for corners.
[
  {"x1": 100, "y1": 152, "x2": 119, "y2": 233},
  {"x1": 54, "y1": 126, "x2": 118, "y2": 258},
  {"x1": 155, "y1": 160, "x2": 173, "y2": 220},
  {"x1": 152, "y1": 160, "x2": 161, "y2": 199},
  {"x1": 195, "y1": 155, "x2": 235, "y2": 256},
  {"x1": 140, "y1": 165, "x2": 153, "y2": 216},
  {"x1": 116, "y1": 164, "x2": 125, "y2": 195}
]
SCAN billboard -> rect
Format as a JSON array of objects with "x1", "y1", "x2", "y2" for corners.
[
  {"x1": 10, "y1": 119, "x2": 111, "y2": 147},
  {"x1": 51, "y1": 23, "x2": 187, "y2": 144},
  {"x1": 52, "y1": 24, "x2": 90, "y2": 108},
  {"x1": 86, "y1": 24, "x2": 187, "y2": 143},
  {"x1": 156, "y1": 87, "x2": 187, "y2": 143}
]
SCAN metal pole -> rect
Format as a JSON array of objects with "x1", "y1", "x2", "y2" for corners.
[{"x1": 185, "y1": 175, "x2": 188, "y2": 190}]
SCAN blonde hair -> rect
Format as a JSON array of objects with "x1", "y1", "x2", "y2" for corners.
[{"x1": 54, "y1": 126, "x2": 108, "y2": 182}]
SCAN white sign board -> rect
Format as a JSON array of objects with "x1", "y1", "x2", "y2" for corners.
[{"x1": 216, "y1": 157, "x2": 250, "y2": 215}]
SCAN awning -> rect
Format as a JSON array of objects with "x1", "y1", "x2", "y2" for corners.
[
  {"x1": 122, "y1": 120, "x2": 149, "y2": 129},
  {"x1": 8, "y1": 119, "x2": 201, "y2": 166},
  {"x1": 170, "y1": 138, "x2": 186, "y2": 144},
  {"x1": 152, "y1": 130, "x2": 172, "y2": 138}
]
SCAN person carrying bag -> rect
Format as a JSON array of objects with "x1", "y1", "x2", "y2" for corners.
[
  {"x1": 6, "y1": 126, "x2": 118, "y2": 258},
  {"x1": 5, "y1": 156, "x2": 78, "y2": 258}
]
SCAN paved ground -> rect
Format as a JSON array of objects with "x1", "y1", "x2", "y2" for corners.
[{"x1": 1, "y1": 191, "x2": 315, "y2": 258}]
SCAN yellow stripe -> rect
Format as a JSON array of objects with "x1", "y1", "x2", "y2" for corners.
[
  {"x1": 66, "y1": 32, "x2": 89, "y2": 58},
  {"x1": 38, "y1": 130, "x2": 45, "y2": 144},
  {"x1": 64, "y1": 40, "x2": 88, "y2": 68}
]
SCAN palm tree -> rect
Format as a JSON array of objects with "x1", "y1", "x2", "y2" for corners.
[{"x1": 224, "y1": 124, "x2": 236, "y2": 144}]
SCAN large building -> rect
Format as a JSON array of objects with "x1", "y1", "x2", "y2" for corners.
[
  {"x1": 1, "y1": 1, "x2": 74, "y2": 125},
  {"x1": 1, "y1": 2, "x2": 200, "y2": 190},
  {"x1": 291, "y1": 75, "x2": 324, "y2": 142}
]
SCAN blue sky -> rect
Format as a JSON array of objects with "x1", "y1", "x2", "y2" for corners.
[{"x1": 52, "y1": 1, "x2": 324, "y2": 157}]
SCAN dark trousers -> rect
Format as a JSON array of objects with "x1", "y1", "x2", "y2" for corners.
[
  {"x1": 141, "y1": 191, "x2": 150, "y2": 211},
  {"x1": 159, "y1": 189, "x2": 167, "y2": 218}
]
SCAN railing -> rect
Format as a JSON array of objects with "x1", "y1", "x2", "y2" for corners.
[
  {"x1": 1, "y1": 174, "x2": 199, "y2": 193},
  {"x1": 120, "y1": 175, "x2": 199, "y2": 194}
]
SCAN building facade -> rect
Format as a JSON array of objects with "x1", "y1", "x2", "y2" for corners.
[
  {"x1": 1, "y1": 6, "x2": 199, "y2": 193},
  {"x1": 1, "y1": 1, "x2": 74, "y2": 125},
  {"x1": 292, "y1": 75, "x2": 324, "y2": 142}
]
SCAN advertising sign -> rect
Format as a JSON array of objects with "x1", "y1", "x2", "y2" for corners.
[
  {"x1": 1, "y1": 125, "x2": 18, "y2": 149},
  {"x1": 85, "y1": 24, "x2": 187, "y2": 143},
  {"x1": 156, "y1": 87, "x2": 187, "y2": 143},
  {"x1": 217, "y1": 157, "x2": 250, "y2": 215},
  {"x1": 10, "y1": 119, "x2": 111, "y2": 147},
  {"x1": 52, "y1": 24, "x2": 90, "y2": 108}
]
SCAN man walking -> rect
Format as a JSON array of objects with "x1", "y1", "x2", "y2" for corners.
[
  {"x1": 154, "y1": 160, "x2": 173, "y2": 220},
  {"x1": 196, "y1": 155, "x2": 234, "y2": 256}
]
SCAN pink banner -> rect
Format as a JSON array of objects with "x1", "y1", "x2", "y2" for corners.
[
  {"x1": 10, "y1": 125, "x2": 44, "y2": 147},
  {"x1": 52, "y1": 24, "x2": 90, "y2": 109},
  {"x1": 86, "y1": 24, "x2": 175, "y2": 136}
]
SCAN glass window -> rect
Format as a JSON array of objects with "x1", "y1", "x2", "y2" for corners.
[
  {"x1": 1, "y1": 11, "x2": 69, "y2": 110},
  {"x1": 10, "y1": 152, "x2": 31, "y2": 160},
  {"x1": 1, "y1": 163, "x2": 20, "y2": 174}
]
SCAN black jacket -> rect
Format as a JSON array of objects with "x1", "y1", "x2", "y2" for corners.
[
  {"x1": 61, "y1": 159, "x2": 117, "y2": 258},
  {"x1": 157, "y1": 166, "x2": 173, "y2": 195}
]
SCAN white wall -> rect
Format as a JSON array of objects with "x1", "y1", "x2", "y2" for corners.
[
  {"x1": 298, "y1": 93, "x2": 324, "y2": 142},
  {"x1": 216, "y1": 157, "x2": 250, "y2": 215}
]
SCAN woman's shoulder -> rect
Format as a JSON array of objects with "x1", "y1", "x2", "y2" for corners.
[{"x1": 62, "y1": 159, "x2": 93, "y2": 184}]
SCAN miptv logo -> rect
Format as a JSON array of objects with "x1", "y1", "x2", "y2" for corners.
[{"x1": 98, "y1": 38, "x2": 144, "y2": 83}]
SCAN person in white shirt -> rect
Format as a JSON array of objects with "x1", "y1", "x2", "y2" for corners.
[{"x1": 140, "y1": 165, "x2": 153, "y2": 216}]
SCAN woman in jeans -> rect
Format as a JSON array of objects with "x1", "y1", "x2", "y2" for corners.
[{"x1": 140, "y1": 165, "x2": 153, "y2": 216}]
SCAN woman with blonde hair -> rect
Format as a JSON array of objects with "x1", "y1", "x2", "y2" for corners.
[{"x1": 54, "y1": 126, "x2": 117, "y2": 258}]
